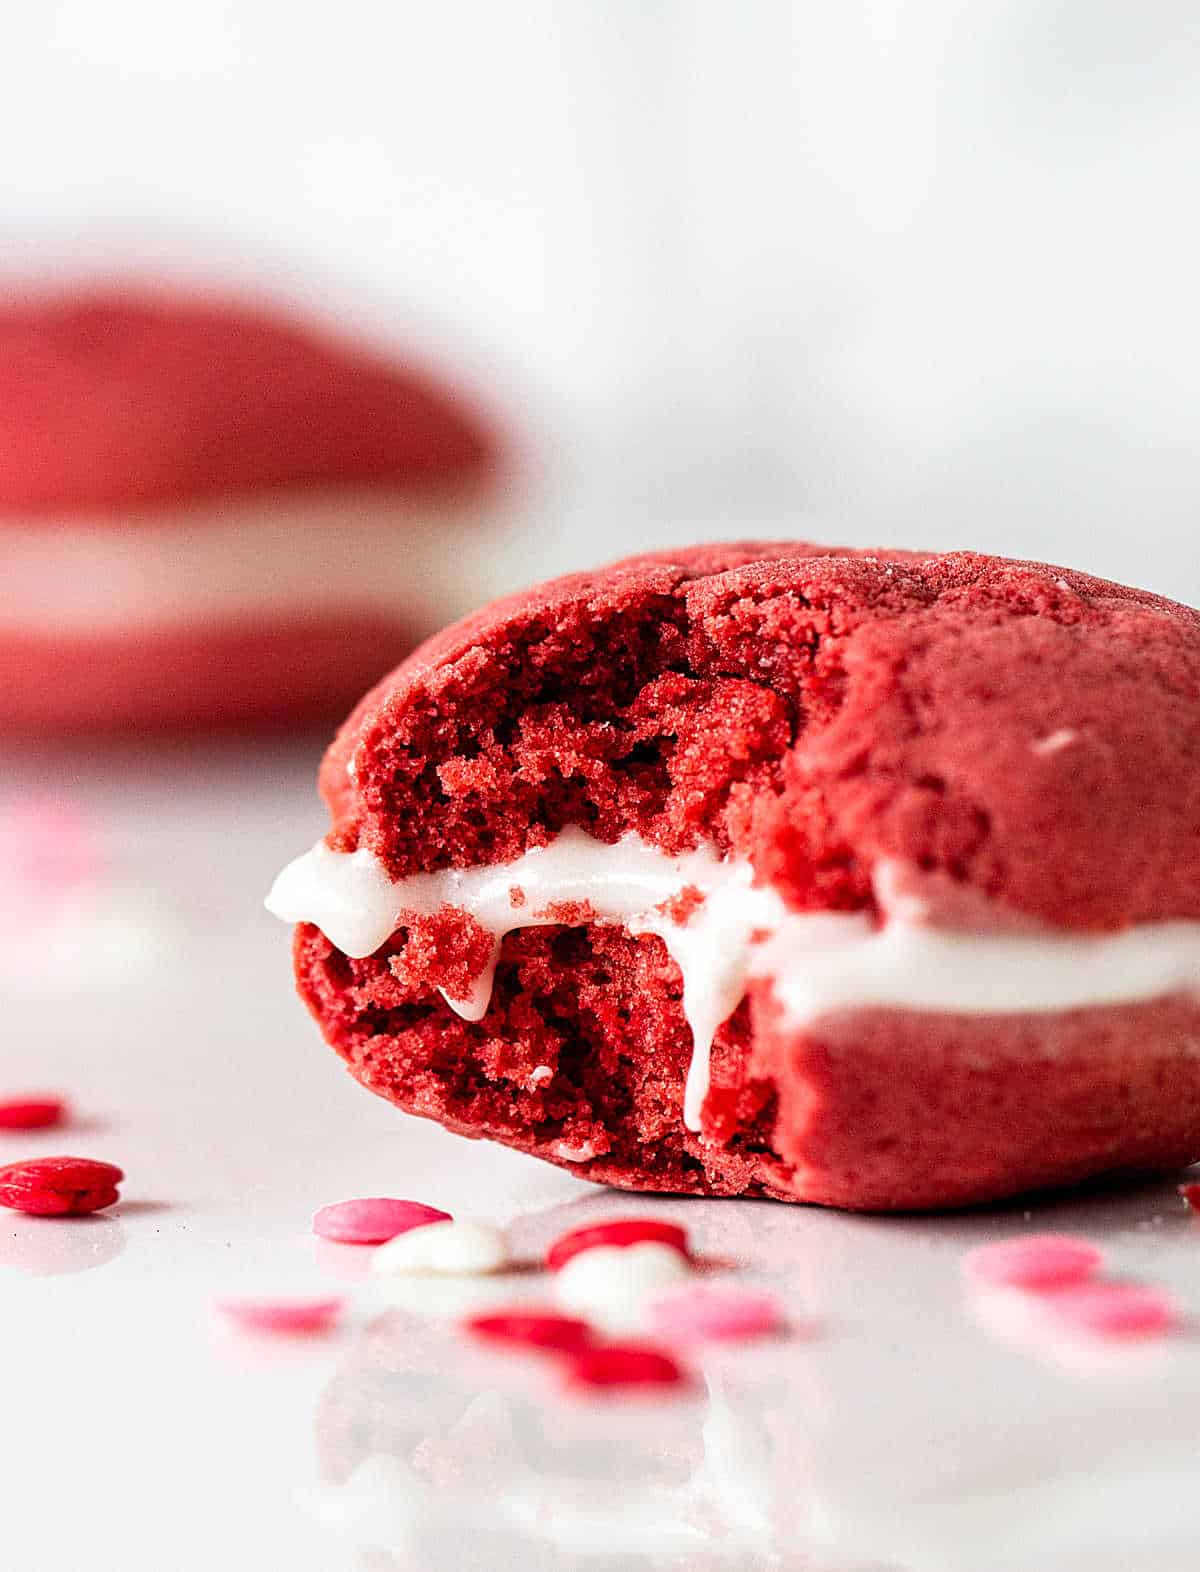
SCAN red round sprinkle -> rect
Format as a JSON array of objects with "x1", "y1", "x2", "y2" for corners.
[
  {"x1": 464, "y1": 1309, "x2": 596, "y2": 1356},
  {"x1": 1038, "y1": 1282, "x2": 1179, "y2": 1339},
  {"x1": 0, "y1": 1097, "x2": 67, "y2": 1131},
  {"x1": 0, "y1": 1155, "x2": 123, "y2": 1216},
  {"x1": 1179, "y1": 1183, "x2": 1200, "y2": 1213},
  {"x1": 546, "y1": 1218, "x2": 689, "y2": 1273},
  {"x1": 963, "y1": 1234, "x2": 1103, "y2": 1292},
  {"x1": 565, "y1": 1342, "x2": 688, "y2": 1392},
  {"x1": 312, "y1": 1197, "x2": 452, "y2": 1245},
  {"x1": 215, "y1": 1296, "x2": 343, "y2": 1334}
]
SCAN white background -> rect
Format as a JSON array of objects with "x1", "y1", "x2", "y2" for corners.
[{"x1": 3, "y1": 1, "x2": 1200, "y2": 596}]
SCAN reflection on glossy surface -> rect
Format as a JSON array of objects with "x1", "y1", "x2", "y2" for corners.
[
  {"x1": 313, "y1": 1237, "x2": 380, "y2": 1283},
  {"x1": 965, "y1": 1282, "x2": 1175, "y2": 1383},
  {"x1": 307, "y1": 1185, "x2": 1200, "y2": 1572},
  {"x1": 308, "y1": 1194, "x2": 841, "y2": 1569},
  {"x1": 311, "y1": 1316, "x2": 825, "y2": 1569},
  {"x1": 0, "y1": 1212, "x2": 126, "y2": 1276},
  {"x1": 0, "y1": 795, "x2": 177, "y2": 985},
  {"x1": 0, "y1": 876, "x2": 177, "y2": 985}
]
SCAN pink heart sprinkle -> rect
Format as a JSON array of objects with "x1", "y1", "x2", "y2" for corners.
[
  {"x1": 215, "y1": 1296, "x2": 344, "y2": 1333},
  {"x1": 647, "y1": 1283, "x2": 783, "y2": 1342},
  {"x1": 1037, "y1": 1281, "x2": 1179, "y2": 1339},
  {"x1": 312, "y1": 1197, "x2": 452, "y2": 1245},
  {"x1": 963, "y1": 1234, "x2": 1103, "y2": 1291},
  {"x1": 1179, "y1": 1183, "x2": 1200, "y2": 1213}
]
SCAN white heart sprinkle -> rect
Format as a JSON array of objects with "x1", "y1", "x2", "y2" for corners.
[{"x1": 370, "y1": 1219, "x2": 509, "y2": 1277}]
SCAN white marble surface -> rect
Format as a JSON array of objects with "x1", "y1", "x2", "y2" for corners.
[{"x1": 1, "y1": 735, "x2": 1198, "y2": 1572}]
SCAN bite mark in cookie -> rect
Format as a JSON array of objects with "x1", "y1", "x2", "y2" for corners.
[
  {"x1": 269, "y1": 542, "x2": 1200, "y2": 1208},
  {"x1": 270, "y1": 827, "x2": 1200, "y2": 1136}
]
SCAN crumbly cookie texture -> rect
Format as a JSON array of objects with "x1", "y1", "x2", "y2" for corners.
[{"x1": 291, "y1": 543, "x2": 1200, "y2": 1209}]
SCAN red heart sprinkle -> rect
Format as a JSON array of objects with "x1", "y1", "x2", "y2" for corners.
[
  {"x1": 546, "y1": 1218, "x2": 689, "y2": 1273},
  {"x1": 464, "y1": 1309, "x2": 596, "y2": 1355},
  {"x1": 565, "y1": 1342, "x2": 688, "y2": 1392},
  {"x1": 0, "y1": 1097, "x2": 67, "y2": 1131}
]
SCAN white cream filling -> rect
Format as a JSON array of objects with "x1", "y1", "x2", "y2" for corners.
[
  {"x1": 0, "y1": 491, "x2": 509, "y2": 633},
  {"x1": 266, "y1": 827, "x2": 1200, "y2": 1134}
]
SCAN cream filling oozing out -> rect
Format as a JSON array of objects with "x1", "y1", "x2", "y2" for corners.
[
  {"x1": 0, "y1": 492, "x2": 511, "y2": 632},
  {"x1": 266, "y1": 827, "x2": 1200, "y2": 1135}
]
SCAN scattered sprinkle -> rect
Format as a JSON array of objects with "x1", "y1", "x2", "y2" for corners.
[
  {"x1": 215, "y1": 1296, "x2": 344, "y2": 1334},
  {"x1": 963, "y1": 1234, "x2": 1103, "y2": 1291},
  {"x1": 554, "y1": 1241, "x2": 692, "y2": 1329},
  {"x1": 1038, "y1": 1282, "x2": 1179, "y2": 1339},
  {"x1": 312, "y1": 1197, "x2": 451, "y2": 1245},
  {"x1": 647, "y1": 1283, "x2": 782, "y2": 1342},
  {"x1": 0, "y1": 1096, "x2": 67, "y2": 1131},
  {"x1": 565, "y1": 1342, "x2": 688, "y2": 1392},
  {"x1": 371, "y1": 1219, "x2": 509, "y2": 1277},
  {"x1": 546, "y1": 1217, "x2": 690, "y2": 1273},
  {"x1": 464, "y1": 1308, "x2": 596, "y2": 1355},
  {"x1": 1179, "y1": 1183, "x2": 1200, "y2": 1213},
  {"x1": 368, "y1": 1272, "x2": 523, "y2": 1319},
  {"x1": 0, "y1": 1155, "x2": 123, "y2": 1215}
]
